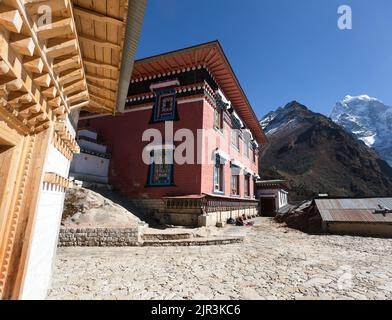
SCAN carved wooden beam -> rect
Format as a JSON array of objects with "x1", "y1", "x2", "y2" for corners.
[
  {"x1": 67, "y1": 90, "x2": 88, "y2": 104},
  {"x1": 25, "y1": 0, "x2": 70, "y2": 14},
  {"x1": 36, "y1": 17, "x2": 74, "y2": 40},
  {"x1": 63, "y1": 80, "x2": 85, "y2": 95},
  {"x1": 23, "y1": 56, "x2": 44, "y2": 73},
  {"x1": 43, "y1": 172, "x2": 73, "y2": 189},
  {"x1": 53, "y1": 55, "x2": 80, "y2": 73},
  {"x1": 0, "y1": 59, "x2": 10, "y2": 75},
  {"x1": 7, "y1": 92, "x2": 33, "y2": 105},
  {"x1": 58, "y1": 69, "x2": 83, "y2": 86},
  {"x1": 10, "y1": 34, "x2": 35, "y2": 56},
  {"x1": 45, "y1": 39, "x2": 78, "y2": 59},
  {"x1": 70, "y1": 100, "x2": 89, "y2": 110},
  {"x1": 0, "y1": 6, "x2": 23, "y2": 33},
  {"x1": 33, "y1": 73, "x2": 51, "y2": 88},
  {"x1": 48, "y1": 96, "x2": 62, "y2": 108},
  {"x1": 41, "y1": 86, "x2": 57, "y2": 98}
]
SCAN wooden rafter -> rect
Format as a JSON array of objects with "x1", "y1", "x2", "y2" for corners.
[
  {"x1": 58, "y1": 69, "x2": 83, "y2": 86},
  {"x1": 78, "y1": 34, "x2": 120, "y2": 50},
  {"x1": 10, "y1": 34, "x2": 35, "y2": 56},
  {"x1": 24, "y1": 0, "x2": 70, "y2": 14},
  {"x1": 63, "y1": 80, "x2": 85, "y2": 95},
  {"x1": 87, "y1": 82, "x2": 116, "y2": 94},
  {"x1": 85, "y1": 73, "x2": 117, "y2": 85},
  {"x1": 0, "y1": 5, "x2": 23, "y2": 33},
  {"x1": 73, "y1": 5, "x2": 124, "y2": 27},
  {"x1": 23, "y1": 56, "x2": 44, "y2": 73},
  {"x1": 3, "y1": 0, "x2": 85, "y2": 113},
  {"x1": 83, "y1": 59, "x2": 118, "y2": 72},
  {"x1": 36, "y1": 17, "x2": 74, "y2": 40},
  {"x1": 53, "y1": 55, "x2": 80, "y2": 73},
  {"x1": 45, "y1": 39, "x2": 78, "y2": 59}
]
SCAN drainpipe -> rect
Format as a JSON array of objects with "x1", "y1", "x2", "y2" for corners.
[{"x1": 116, "y1": 0, "x2": 147, "y2": 113}]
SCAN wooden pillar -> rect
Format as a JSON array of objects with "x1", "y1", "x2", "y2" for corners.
[{"x1": 0, "y1": 116, "x2": 52, "y2": 299}]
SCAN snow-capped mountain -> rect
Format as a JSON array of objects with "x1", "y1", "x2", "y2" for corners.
[
  {"x1": 259, "y1": 101, "x2": 309, "y2": 134},
  {"x1": 330, "y1": 95, "x2": 392, "y2": 166},
  {"x1": 258, "y1": 101, "x2": 392, "y2": 200}
]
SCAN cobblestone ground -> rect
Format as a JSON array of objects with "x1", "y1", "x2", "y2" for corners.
[{"x1": 48, "y1": 218, "x2": 392, "y2": 300}]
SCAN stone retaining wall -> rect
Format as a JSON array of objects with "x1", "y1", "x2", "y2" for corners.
[{"x1": 58, "y1": 227, "x2": 141, "y2": 247}]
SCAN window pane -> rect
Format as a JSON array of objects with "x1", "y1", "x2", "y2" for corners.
[
  {"x1": 214, "y1": 163, "x2": 224, "y2": 192},
  {"x1": 231, "y1": 175, "x2": 239, "y2": 195},
  {"x1": 244, "y1": 176, "x2": 250, "y2": 196}
]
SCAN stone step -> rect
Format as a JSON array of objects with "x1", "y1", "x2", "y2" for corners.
[
  {"x1": 141, "y1": 232, "x2": 194, "y2": 241},
  {"x1": 141, "y1": 237, "x2": 244, "y2": 247}
]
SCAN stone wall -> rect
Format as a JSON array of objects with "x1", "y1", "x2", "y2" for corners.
[{"x1": 58, "y1": 227, "x2": 141, "y2": 247}]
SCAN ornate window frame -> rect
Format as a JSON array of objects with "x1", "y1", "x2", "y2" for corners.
[
  {"x1": 146, "y1": 148, "x2": 175, "y2": 187},
  {"x1": 150, "y1": 87, "x2": 179, "y2": 123}
]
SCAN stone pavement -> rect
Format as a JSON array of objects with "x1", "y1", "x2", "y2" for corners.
[{"x1": 48, "y1": 218, "x2": 392, "y2": 300}]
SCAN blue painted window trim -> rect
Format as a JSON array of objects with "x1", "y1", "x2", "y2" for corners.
[
  {"x1": 146, "y1": 149, "x2": 175, "y2": 187},
  {"x1": 150, "y1": 88, "x2": 179, "y2": 123}
]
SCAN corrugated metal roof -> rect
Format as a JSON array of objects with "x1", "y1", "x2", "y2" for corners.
[{"x1": 316, "y1": 198, "x2": 392, "y2": 223}]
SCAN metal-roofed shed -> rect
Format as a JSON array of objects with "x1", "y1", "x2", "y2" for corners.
[{"x1": 315, "y1": 198, "x2": 392, "y2": 238}]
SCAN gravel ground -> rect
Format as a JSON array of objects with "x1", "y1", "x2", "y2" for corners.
[{"x1": 48, "y1": 218, "x2": 392, "y2": 300}]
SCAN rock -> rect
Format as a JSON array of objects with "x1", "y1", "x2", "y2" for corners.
[{"x1": 62, "y1": 186, "x2": 142, "y2": 228}]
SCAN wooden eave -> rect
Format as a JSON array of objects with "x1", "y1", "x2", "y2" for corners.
[
  {"x1": 72, "y1": 0, "x2": 146, "y2": 114},
  {"x1": 131, "y1": 41, "x2": 267, "y2": 144},
  {"x1": 0, "y1": 0, "x2": 146, "y2": 133}
]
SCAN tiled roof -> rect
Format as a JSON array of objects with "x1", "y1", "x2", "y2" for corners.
[{"x1": 132, "y1": 41, "x2": 267, "y2": 144}]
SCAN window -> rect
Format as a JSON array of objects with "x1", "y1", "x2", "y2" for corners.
[
  {"x1": 231, "y1": 113, "x2": 242, "y2": 150},
  {"x1": 214, "y1": 162, "x2": 224, "y2": 193},
  {"x1": 151, "y1": 88, "x2": 178, "y2": 123},
  {"x1": 231, "y1": 174, "x2": 240, "y2": 196},
  {"x1": 244, "y1": 175, "x2": 250, "y2": 197},
  {"x1": 243, "y1": 132, "x2": 252, "y2": 158},
  {"x1": 244, "y1": 140, "x2": 249, "y2": 158},
  {"x1": 214, "y1": 155, "x2": 225, "y2": 193},
  {"x1": 214, "y1": 107, "x2": 223, "y2": 131},
  {"x1": 253, "y1": 177, "x2": 257, "y2": 198},
  {"x1": 251, "y1": 141, "x2": 258, "y2": 163},
  {"x1": 231, "y1": 129, "x2": 240, "y2": 150},
  {"x1": 147, "y1": 149, "x2": 174, "y2": 186}
]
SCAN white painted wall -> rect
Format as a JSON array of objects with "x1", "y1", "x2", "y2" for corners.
[
  {"x1": 278, "y1": 190, "x2": 288, "y2": 208},
  {"x1": 20, "y1": 188, "x2": 65, "y2": 300},
  {"x1": 78, "y1": 139, "x2": 107, "y2": 153},
  {"x1": 257, "y1": 188, "x2": 288, "y2": 210},
  {"x1": 21, "y1": 122, "x2": 73, "y2": 300},
  {"x1": 70, "y1": 152, "x2": 109, "y2": 183},
  {"x1": 78, "y1": 129, "x2": 97, "y2": 140},
  {"x1": 45, "y1": 144, "x2": 70, "y2": 177}
]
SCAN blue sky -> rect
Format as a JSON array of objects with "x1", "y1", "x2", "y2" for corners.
[{"x1": 136, "y1": 0, "x2": 392, "y2": 119}]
